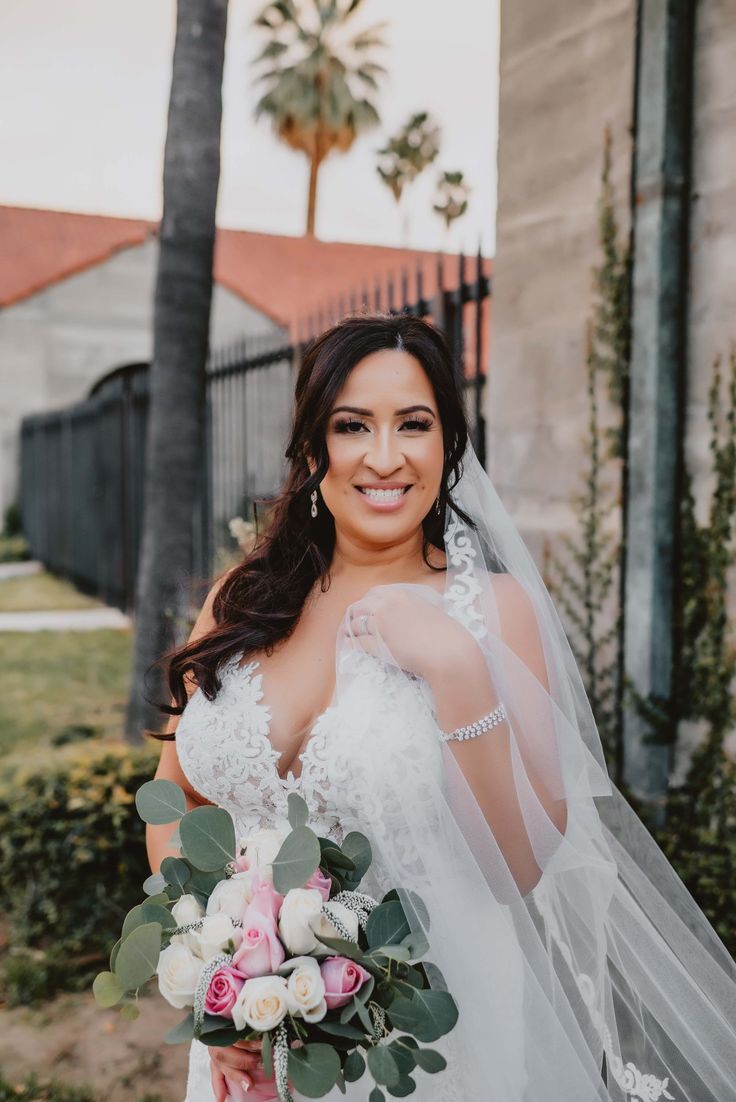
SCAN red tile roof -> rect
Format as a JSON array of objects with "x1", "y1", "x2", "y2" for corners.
[
  {"x1": 0, "y1": 205, "x2": 490, "y2": 374},
  {"x1": 0, "y1": 205, "x2": 155, "y2": 307}
]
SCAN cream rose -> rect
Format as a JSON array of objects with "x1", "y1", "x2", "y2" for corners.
[
  {"x1": 242, "y1": 827, "x2": 289, "y2": 876},
  {"x1": 206, "y1": 872, "x2": 255, "y2": 921},
  {"x1": 156, "y1": 942, "x2": 203, "y2": 1009},
  {"x1": 278, "y1": 890, "x2": 359, "y2": 956},
  {"x1": 191, "y1": 913, "x2": 243, "y2": 961},
  {"x1": 170, "y1": 893, "x2": 205, "y2": 954},
  {"x1": 281, "y1": 956, "x2": 327, "y2": 1022},
  {"x1": 232, "y1": 975, "x2": 289, "y2": 1032}
]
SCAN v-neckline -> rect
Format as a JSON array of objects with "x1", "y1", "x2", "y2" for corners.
[{"x1": 232, "y1": 575, "x2": 451, "y2": 785}]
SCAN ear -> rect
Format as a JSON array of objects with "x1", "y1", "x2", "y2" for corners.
[{"x1": 305, "y1": 450, "x2": 317, "y2": 477}]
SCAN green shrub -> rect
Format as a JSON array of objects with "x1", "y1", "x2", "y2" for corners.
[
  {"x1": 0, "y1": 745, "x2": 158, "y2": 999},
  {"x1": 0, "y1": 534, "x2": 30, "y2": 563},
  {"x1": 0, "y1": 1069, "x2": 94, "y2": 1102}
]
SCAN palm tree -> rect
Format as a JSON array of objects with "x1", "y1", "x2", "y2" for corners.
[
  {"x1": 125, "y1": 0, "x2": 228, "y2": 743},
  {"x1": 376, "y1": 111, "x2": 441, "y2": 245},
  {"x1": 252, "y1": 0, "x2": 388, "y2": 236},
  {"x1": 433, "y1": 169, "x2": 471, "y2": 236}
]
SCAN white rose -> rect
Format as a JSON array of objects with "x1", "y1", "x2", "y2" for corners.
[
  {"x1": 191, "y1": 913, "x2": 243, "y2": 961},
  {"x1": 278, "y1": 889, "x2": 324, "y2": 955},
  {"x1": 278, "y1": 890, "x2": 360, "y2": 956},
  {"x1": 232, "y1": 975, "x2": 289, "y2": 1032},
  {"x1": 170, "y1": 893, "x2": 205, "y2": 954},
  {"x1": 156, "y1": 942, "x2": 203, "y2": 1009},
  {"x1": 281, "y1": 956, "x2": 327, "y2": 1022},
  {"x1": 206, "y1": 872, "x2": 255, "y2": 921},
  {"x1": 242, "y1": 827, "x2": 289, "y2": 874},
  {"x1": 311, "y1": 901, "x2": 359, "y2": 953}
]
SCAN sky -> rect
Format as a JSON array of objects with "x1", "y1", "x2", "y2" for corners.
[{"x1": 0, "y1": 0, "x2": 499, "y2": 253}]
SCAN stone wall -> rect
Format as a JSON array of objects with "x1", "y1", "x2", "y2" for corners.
[{"x1": 487, "y1": 1, "x2": 636, "y2": 563}]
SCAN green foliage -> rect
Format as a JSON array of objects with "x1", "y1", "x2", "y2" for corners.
[
  {"x1": 0, "y1": 745, "x2": 157, "y2": 1000},
  {"x1": 0, "y1": 534, "x2": 30, "y2": 563},
  {"x1": 2, "y1": 501, "x2": 22, "y2": 538},
  {"x1": 545, "y1": 129, "x2": 629, "y2": 773},
  {"x1": 0, "y1": 1068, "x2": 94, "y2": 1102},
  {"x1": 649, "y1": 350, "x2": 736, "y2": 956}
]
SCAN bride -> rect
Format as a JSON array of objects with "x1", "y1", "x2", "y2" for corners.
[{"x1": 145, "y1": 314, "x2": 736, "y2": 1102}]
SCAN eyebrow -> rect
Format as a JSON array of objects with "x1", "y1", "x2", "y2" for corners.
[{"x1": 330, "y1": 404, "x2": 436, "y2": 417}]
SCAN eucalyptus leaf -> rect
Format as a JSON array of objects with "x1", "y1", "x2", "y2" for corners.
[
  {"x1": 315, "y1": 933, "x2": 368, "y2": 963},
  {"x1": 353, "y1": 996, "x2": 373, "y2": 1032},
  {"x1": 135, "y1": 779, "x2": 186, "y2": 824},
  {"x1": 179, "y1": 806, "x2": 236, "y2": 872},
  {"x1": 121, "y1": 904, "x2": 146, "y2": 941},
  {"x1": 320, "y1": 846, "x2": 356, "y2": 871},
  {"x1": 271, "y1": 826, "x2": 321, "y2": 893},
  {"x1": 114, "y1": 922, "x2": 162, "y2": 990},
  {"x1": 343, "y1": 1049, "x2": 366, "y2": 1082},
  {"x1": 142, "y1": 872, "x2": 166, "y2": 896},
  {"x1": 164, "y1": 1013, "x2": 196, "y2": 1044},
  {"x1": 366, "y1": 901, "x2": 410, "y2": 948},
  {"x1": 386, "y1": 1075, "x2": 416, "y2": 1096},
  {"x1": 316, "y1": 1019, "x2": 366, "y2": 1041},
  {"x1": 413, "y1": 1048, "x2": 447, "y2": 1074},
  {"x1": 287, "y1": 1043, "x2": 341, "y2": 1097},
  {"x1": 341, "y1": 831, "x2": 372, "y2": 880},
  {"x1": 109, "y1": 938, "x2": 121, "y2": 971},
  {"x1": 388, "y1": 989, "x2": 458, "y2": 1043},
  {"x1": 160, "y1": 856, "x2": 191, "y2": 892},
  {"x1": 262, "y1": 1028, "x2": 273, "y2": 1078},
  {"x1": 199, "y1": 1027, "x2": 243, "y2": 1047},
  {"x1": 287, "y1": 791, "x2": 309, "y2": 829},
  {"x1": 401, "y1": 931, "x2": 429, "y2": 959},
  {"x1": 369, "y1": 1090, "x2": 385, "y2": 1102},
  {"x1": 387, "y1": 1039, "x2": 417, "y2": 1075},
  {"x1": 142, "y1": 902, "x2": 177, "y2": 931},
  {"x1": 366, "y1": 1045, "x2": 400, "y2": 1087},
  {"x1": 120, "y1": 1002, "x2": 141, "y2": 1022},
  {"x1": 93, "y1": 970, "x2": 123, "y2": 1008},
  {"x1": 355, "y1": 975, "x2": 375, "y2": 1004},
  {"x1": 369, "y1": 945, "x2": 411, "y2": 963}
]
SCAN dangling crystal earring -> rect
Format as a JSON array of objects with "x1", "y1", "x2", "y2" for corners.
[{"x1": 310, "y1": 490, "x2": 318, "y2": 518}]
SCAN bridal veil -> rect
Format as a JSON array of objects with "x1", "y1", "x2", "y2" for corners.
[{"x1": 324, "y1": 442, "x2": 736, "y2": 1102}]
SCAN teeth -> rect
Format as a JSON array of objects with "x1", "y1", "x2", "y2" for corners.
[{"x1": 361, "y1": 487, "x2": 406, "y2": 501}]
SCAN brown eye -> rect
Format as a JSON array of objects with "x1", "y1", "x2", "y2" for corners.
[{"x1": 334, "y1": 418, "x2": 367, "y2": 434}]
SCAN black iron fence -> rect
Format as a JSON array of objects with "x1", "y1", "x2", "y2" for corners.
[{"x1": 19, "y1": 252, "x2": 490, "y2": 611}]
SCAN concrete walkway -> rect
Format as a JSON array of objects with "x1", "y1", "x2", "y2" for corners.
[
  {"x1": 0, "y1": 560, "x2": 131, "y2": 630},
  {"x1": 0, "y1": 607, "x2": 131, "y2": 631},
  {"x1": 0, "y1": 559, "x2": 42, "y2": 580}
]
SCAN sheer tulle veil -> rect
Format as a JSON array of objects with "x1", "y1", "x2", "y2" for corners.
[{"x1": 330, "y1": 442, "x2": 736, "y2": 1102}]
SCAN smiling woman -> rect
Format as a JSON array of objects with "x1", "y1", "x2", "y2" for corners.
[{"x1": 144, "y1": 314, "x2": 736, "y2": 1102}]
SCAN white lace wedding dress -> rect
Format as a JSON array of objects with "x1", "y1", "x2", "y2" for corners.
[{"x1": 174, "y1": 580, "x2": 526, "y2": 1102}]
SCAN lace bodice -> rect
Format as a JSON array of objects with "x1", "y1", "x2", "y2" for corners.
[{"x1": 176, "y1": 645, "x2": 443, "y2": 849}]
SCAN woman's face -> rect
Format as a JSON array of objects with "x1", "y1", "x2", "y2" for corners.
[{"x1": 317, "y1": 348, "x2": 445, "y2": 549}]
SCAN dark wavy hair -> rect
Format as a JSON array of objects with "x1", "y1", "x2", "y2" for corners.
[{"x1": 154, "y1": 313, "x2": 474, "y2": 736}]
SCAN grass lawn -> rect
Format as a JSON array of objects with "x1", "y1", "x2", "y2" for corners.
[
  {"x1": 0, "y1": 572, "x2": 104, "y2": 613},
  {"x1": 0, "y1": 629, "x2": 133, "y2": 765}
]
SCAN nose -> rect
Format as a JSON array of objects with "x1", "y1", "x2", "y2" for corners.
[{"x1": 363, "y1": 425, "x2": 404, "y2": 477}]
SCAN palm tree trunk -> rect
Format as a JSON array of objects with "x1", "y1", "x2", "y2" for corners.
[
  {"x1": 125, "y1": 0, "x2": 228, "y2": 743},
  {"x1": 306, "y1": 152, "x2": 320, "y2": 236}
]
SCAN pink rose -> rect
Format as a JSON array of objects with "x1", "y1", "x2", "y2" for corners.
[
  {"x1": 204, "y1": 966, "x2": 245, "y2": 1018},
  {"x1": 232, "y1": 906, "x2": 285, "y2": 978},
  {"x1": 303, "y1": 866, "x2": 332, "y2": 902},
  {"x1": 248, "y1": 871, "x2": 285, "y2": 923},
  {"x1": 320, "y1": 956, "x2": 372, "y2": 1009}
]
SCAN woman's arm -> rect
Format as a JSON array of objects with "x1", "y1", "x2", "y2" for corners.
[
  {"x1": 424, "y1": 574, "x2": 567, "y2": 896},
  {"x1": 145, "y1": 569, "x2": 233, "y2": 876}
]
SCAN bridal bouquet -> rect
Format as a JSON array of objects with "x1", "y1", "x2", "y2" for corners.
[{"x1": 93, "y1": 784, "x2": 458, "y2": 1101}]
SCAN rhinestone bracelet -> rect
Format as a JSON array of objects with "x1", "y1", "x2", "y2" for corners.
[{"x1": 439, "y1": 702, "x2": 508, "y2": 742}]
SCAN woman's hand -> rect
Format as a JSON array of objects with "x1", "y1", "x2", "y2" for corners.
[
  {"x1": 209, "y1": 1038, "x2": 263, "y2": 1102},
  {"x1": 348, "y1": 586, "x2": 481, "y2": 681}
]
